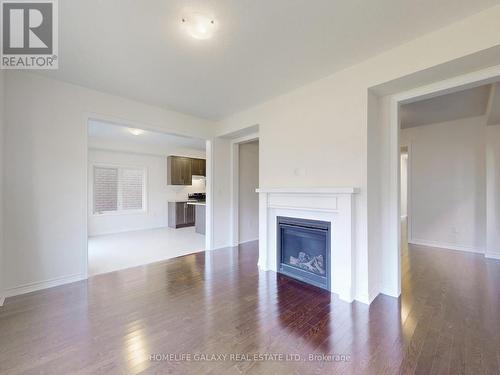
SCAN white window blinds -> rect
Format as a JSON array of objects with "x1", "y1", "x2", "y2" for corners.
[{"x1": 93, "y1": 166, "x2": 145, "y2": 214}]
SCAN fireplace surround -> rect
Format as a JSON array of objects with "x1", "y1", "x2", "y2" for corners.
[{"x1": 257, "y1": 187, "x2": 359, "y2": 302}]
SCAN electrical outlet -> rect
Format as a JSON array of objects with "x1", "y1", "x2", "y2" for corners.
[{"x1": 294, "y1": 167, "x2": 306, "y2": 176}]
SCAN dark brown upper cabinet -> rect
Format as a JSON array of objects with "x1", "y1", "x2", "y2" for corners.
[
  {"x1": 167, "y1": 156, "x2": 192, "y2": 185},
  {"x1": 167, "y1": 156, "x2": 206, "y2": 185},
  {"x1": 191, "y1": 158, "x2": 206, "y2": 177}
]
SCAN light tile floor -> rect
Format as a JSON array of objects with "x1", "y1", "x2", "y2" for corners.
[{"x1": 88, "y1": 226, "x2": 205, "y2": 275}]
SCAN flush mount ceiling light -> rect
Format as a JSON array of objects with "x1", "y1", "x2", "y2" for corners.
[
  {"x1": 181, "y1": 13, "x2": 216, "y2": 40},
  {"x1": 128, "y1": 128, "x2": 144, "y2": 136}
]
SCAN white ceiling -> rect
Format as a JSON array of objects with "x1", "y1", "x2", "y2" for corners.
[
  {"x1": 38, "y1": 0, "x2": 499, "y2": 120},
  {"x1": 400, "y1": 85, "x2": 492, "y2": 129},
  {"x1": 88, "y1": 120, "x2": 206, "y2": 150}
]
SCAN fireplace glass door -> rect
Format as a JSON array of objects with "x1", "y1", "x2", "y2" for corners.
[{"x1": 277, "y1": 217, "x2": 330, "y2": 290}]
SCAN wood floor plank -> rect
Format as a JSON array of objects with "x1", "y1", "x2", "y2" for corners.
[{"x1": 1, "y1": 239, "x2": 500, "y2": 374}]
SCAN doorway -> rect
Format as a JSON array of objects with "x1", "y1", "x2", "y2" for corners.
[
  {"x1": 382, "y1": 65, "x2": 500, "y2": 298},
  {"x1": 230, "y1": 134, "x2": 259, "y2": 246},
  {"x1": 85, "y1": 118, "x2": 212, "y2": 276},
  {"x1": 238, "y1": 140, "x2": 259, "y2": 244}
]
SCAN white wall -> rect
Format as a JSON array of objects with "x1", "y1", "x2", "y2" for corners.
[
  {"x1": 211, "y1": 137, "x2": 232, "y2": 249},
  {"x1": 215, "y1": 6, "x2": 500, "y2": 302},
  {"x1": 88, "y1": 136, "x2": 206, "y2": 159},
  {"x1": 0, "y1": 71, "x2": 4, "y2": 303},
  {"x1": 400, "y1": 116, "x2": 486, "y2": 253},
  {"x1": 486, "y1": 125, "x2": 500, "y2": 258},
  {"x1": 88, "y1": 147, "x2": 205, "y2": 236},
  {"x1": 238, "y1": 141, "x2": 259, "y2": 243},
  {"x1": 3, "y1": 71, "x2": 214, "y2": 295},
  {"x1": 367, "y1": 91, "x2": 383, "y2": 300},
  {"x1": 3, "y1": 6, "x2": 500, "y2": 302}
]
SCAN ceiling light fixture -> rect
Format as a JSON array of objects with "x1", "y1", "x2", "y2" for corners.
[
  {"x1": 128, "y1": 128, "x2": 144, "y2": 136},
  {"x1": 181, "y1": 13, "x2": 216, "y2": 40}
]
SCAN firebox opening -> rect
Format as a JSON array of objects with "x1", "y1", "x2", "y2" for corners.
[{"x1": 277, "y1": 216, "x2": 331, "y2": 291}]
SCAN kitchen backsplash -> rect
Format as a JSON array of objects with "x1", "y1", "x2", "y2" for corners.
[{"x1": 174, "y1": 176, "x2": 206, "y2": 201}]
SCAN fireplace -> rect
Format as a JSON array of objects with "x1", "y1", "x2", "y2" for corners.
[
  {"x1": 277, "y1": 216, "x2": 331, "y2": 290},
  {"x1": 258, "y1": 188, "x2": 357, "y2": 302}
]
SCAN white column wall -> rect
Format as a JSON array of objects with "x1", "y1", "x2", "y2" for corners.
[
  {"x1": 486, "y1": 125, "x2": 500, "y2": 259},
  {"x1": 0, "y1": 71, "x2": 4, "y2": 304}
]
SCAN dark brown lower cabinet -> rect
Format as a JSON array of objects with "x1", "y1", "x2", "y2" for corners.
[
  {"x1": 168, "y1": 202, "x2": 195, "y2": 228},
  {"x1": 186, "y1": 204, "x2": 195, "y2": 225}
]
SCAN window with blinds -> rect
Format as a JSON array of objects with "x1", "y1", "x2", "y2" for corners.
[{"x1": 93, "y1": 165, "x2": 145, "y2": 214}]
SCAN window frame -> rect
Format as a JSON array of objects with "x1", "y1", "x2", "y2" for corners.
[{"x1": 91, "y1": 163, "x2": 148, "y2": 216}]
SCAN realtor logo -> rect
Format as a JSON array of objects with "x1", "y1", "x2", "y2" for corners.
[{"x1": 1, "y1": 0, "x2": 58, "y2": 69}]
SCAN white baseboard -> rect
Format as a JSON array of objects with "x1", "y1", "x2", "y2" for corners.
[
  {"x1": 338, "y1": 292, "x2": 355, "y2": 304},
  {"x1": 239, "y1": 238, "x2": 259, "y2": 245},
  {"x1": 89, "y1": 225, "x2": 169, "y2": 238},
  {"x1": 211, "y1": 242, "x2": 232, "y2": 251},
  {"x1": 257, "y1": 262, "x2": 270, "y2": 272},
  {"x1": 355, "y1": 294, "x2": 377, "y2": 305},
  {"x1": 89, "y1": 225, "x2": 169, "y2": 237},
  {"x1": 379, "y1": 283, "x2": 401, "y2": 299},
  {"x1": 486, "y1": 251, "x2": 500, "y2": 260},
  {"x1": 3, "y1": 273, "x2": 86, "y2": 299},
  {"x1": 229, "y1": 238, "x2": 259, "y2": 247},
  {"x1": 408, "y1": 238, "x2": 484, "y2": 254},
  {"x1": 353, "y1": 293, "x2": 371, "y2": 305}
]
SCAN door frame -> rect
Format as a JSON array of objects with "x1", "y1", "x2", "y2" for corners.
[
  {"x1": 399, "y1": 143, "x2": 415, "y2": 251},
  {"x1": 230, "y1": 133, "x2": 259, "y2": 246},
  {"x1": 386, "y1": 64, "x2": 500, "y2": 298},
  {"x1": 83, "y1": 114, "x2": 213, "y2": 278}
]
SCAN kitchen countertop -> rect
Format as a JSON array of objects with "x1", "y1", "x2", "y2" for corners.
[{"x1": 187, "y1": 201, "x2": 206, "y2": 206}]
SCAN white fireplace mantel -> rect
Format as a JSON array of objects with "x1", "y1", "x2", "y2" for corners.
[
  {"x1": 256, "y1": 187, "x2": 360, "y2": 194},
  {"x1": 256, "y1": 187, "x2": 359, "y2": 303}
]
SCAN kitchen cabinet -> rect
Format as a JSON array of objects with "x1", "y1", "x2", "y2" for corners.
[
  {"x1": 194, "y1": 204, "x2": 206, "y2": 234},
  {"x1": 186, "y1": 203, "x2": 195, "y2": 224},
  {"x1": 167, "y1": 156, "x2": 206, "y2": 185},
  {"x1": 168, "y1": 202, "x2": 195, "y2": 228},
  {"x1": 191, "y1": 158, "x2": 206, "y2": 177},
  {"x1": 167, "y1": 156, "x2": 192, "y2": 185}
]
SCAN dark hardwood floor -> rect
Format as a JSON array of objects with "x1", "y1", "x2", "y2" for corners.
[{"x1": 1, "y1": 237, "x2": 500, "y2": 374}]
